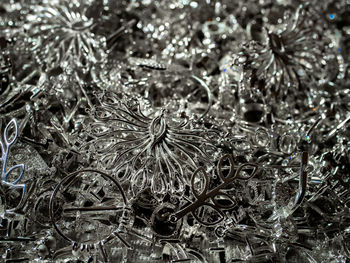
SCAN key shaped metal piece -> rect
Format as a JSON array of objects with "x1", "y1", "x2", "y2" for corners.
[
  {"x1": 171, "y1": 154, "x2": 259, "y2": 226},
  {"x1": 0, "y1": 118, "x2": 26, "y2": 211}
]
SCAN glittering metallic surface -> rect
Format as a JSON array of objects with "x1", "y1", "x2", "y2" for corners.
[{"x1": 0, "y1": 0, "x2": 349, "y2": 262}]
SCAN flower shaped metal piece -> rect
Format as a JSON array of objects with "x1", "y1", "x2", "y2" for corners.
[
  {"x1": 85, "y1": 91, "x2": 214, "y2": 196},
  {"x1": 24, "y1": 0, "x2": 106, "y2": 70},
  {"x1": 237, "y1": 5, "x2": 334, "y2": 99}
]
